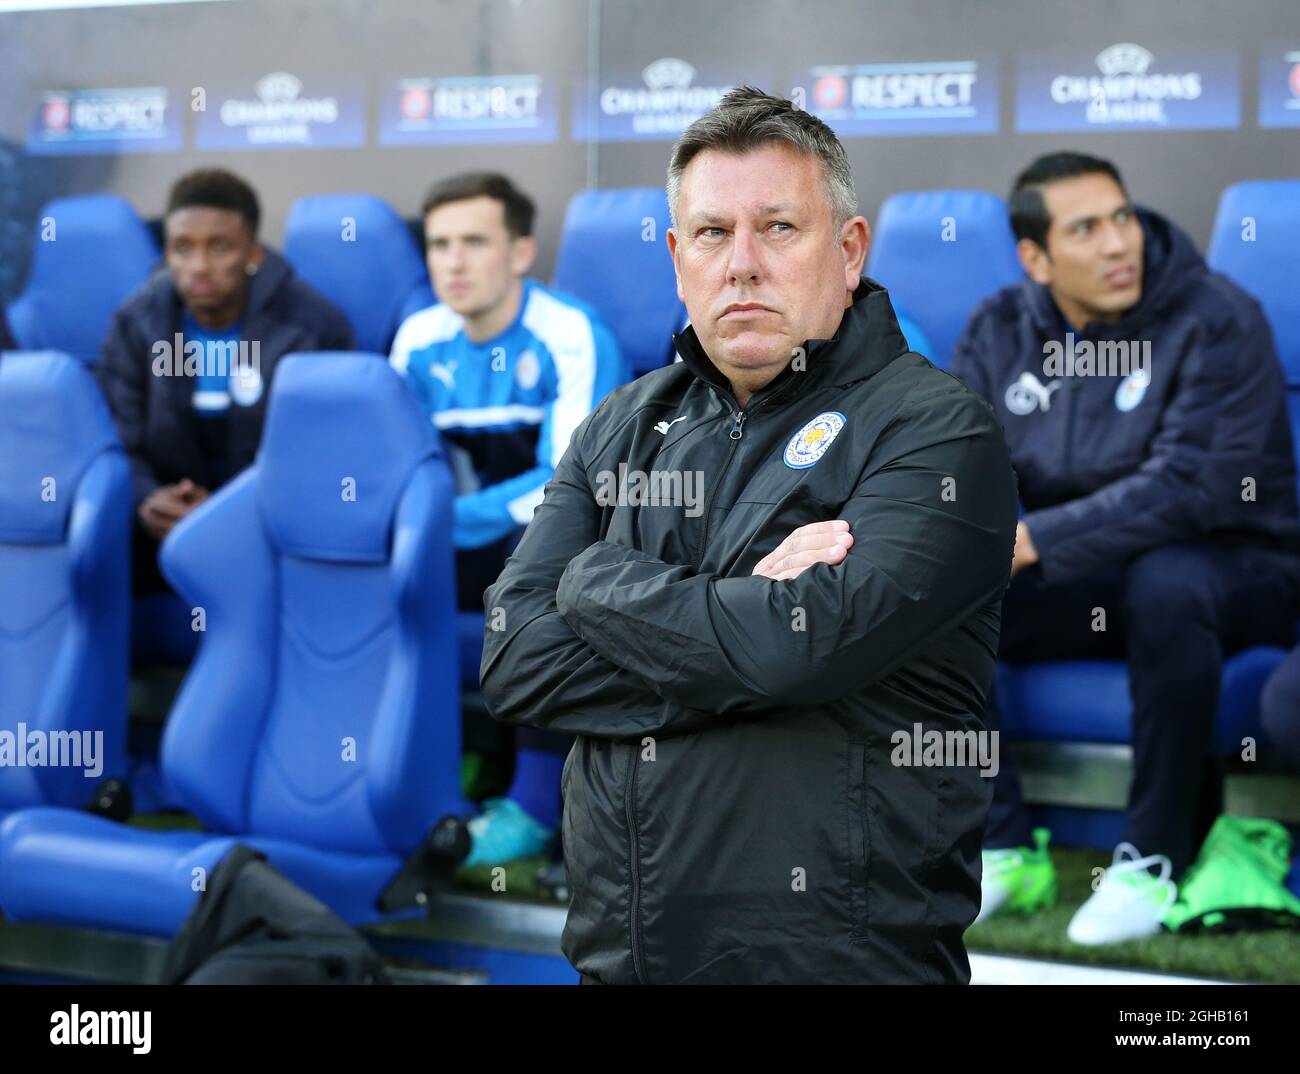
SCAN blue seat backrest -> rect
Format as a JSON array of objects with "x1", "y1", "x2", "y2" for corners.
[
  {"x1": 6, "y1": 195, "x2": 159, "y2": 367},
  {"x1": 867, "y1": 190, "x2": 1023, "y2": 367},
  {"x1": 894, "y1": 307, "x2": 935, "y2": 365},
  {"x1": 553, "y1": 187, "x2": 685, "y2": 376},
  {"x1": 158, "y1": 352, "x2": 462, "y2": 856},
  {"x1": 1208, "y1": 180, "x2": 1300, "y2": 385},
  {"x1": 0, "y1": 350, "x2": 131, "y2": 809},
  {"x1": 1207, "y1": 180, "x2": 1300, "y2": 493},
  {"x1": 283, "y1": 195, "x2": 434, "y2": 356}
]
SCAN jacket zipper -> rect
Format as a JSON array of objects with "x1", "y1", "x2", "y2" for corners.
[
  {"x1": 695, "y1": 406, "x2": 749, "y2": 565},
  {"x1": 1062, "y1": 377, "x2": 1081, "y2": 483},
  {"x1": 626, "y1": 381, "x2": 790, "y2": 980},
  {"x1": 625, "y1": 748, "x2": 647, "y2": 983},
  {"x1": 627, "y1": 397, "x2": 753, "y2": 980}
]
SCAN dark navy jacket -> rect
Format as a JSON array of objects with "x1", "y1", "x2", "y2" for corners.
[
  {"x1": 950, "y1": 207, "x2": 1300, "y2": 586},
  {"x1": 96, "y1": 247, "x2": 353, "y2": 507}
]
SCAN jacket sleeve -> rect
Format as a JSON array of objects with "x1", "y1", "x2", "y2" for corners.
[
  {"x1": 552, "y1": 383, "x2": 1019, "y2": 720},
  {"x1": 478, "y1": 401, "x2": 699, "y2": 741},
  {"x1": 453, "y1": 315, "x2": 629, "y2": 550},
  {"x1": 96, "y1": 307, "x2": 161, "y2": 509},
  {"x1": 1021, "y1": 313, "x2": 1241, "y2": 585}
]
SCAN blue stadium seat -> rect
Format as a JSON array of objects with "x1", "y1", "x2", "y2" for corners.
[
  {"x1": 283, "y1": 195, "x2": 434, "y2": 355},
  {"x1": 0, "y1": 353, "x2": 466, "y2": 935},
  {"x1": 1208, "y1": 180, "x2": 1300, "y2": 378},
  {"x1": 1208, "y1": 179, "x2": 1300, "y2": 496},
  {"x1": 1002, "y1": 179, "x2": 1300, "y2": 757},
  {"x1": 553, "y1": 187, "x2": 685, "y2": 376},
  {"x1": 894, "y1": 308, "x2": 934, "y2": 361},
  {"x1": 5, "y1": 195, "x2": 159, "y2": 366},
  {"x1": 459, "y1": 611, "x2": 487, "y2": 691},
  {"x1": 867, "y1": 190, "x2": 1023, "y2": 368},
  {"x1": 0, "y1": 351, "x2": 131, "y2": 814},
  {"x1": 999, "y1": 648, "x2": 1288, "y2": 755}
]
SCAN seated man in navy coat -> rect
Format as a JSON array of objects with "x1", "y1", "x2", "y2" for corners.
[
  {"x1": 97, "y1": 168, "x2": 354, "y2": 664},
  {"x1": 950, "y1": 151, "x2": 1300, "y2": 945}
]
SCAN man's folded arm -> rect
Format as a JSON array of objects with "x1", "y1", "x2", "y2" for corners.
[
  {"x1": 479, "y1": 406, "x2": 706, "y2": 741},
  {"x1": 554, "y1": 387, "x2": 1019, "y2": 717}
]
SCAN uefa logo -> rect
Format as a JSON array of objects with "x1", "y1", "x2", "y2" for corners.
[
  {"x1": 814, "y1": 76, "x2": 848, "y2": 109},
  {"x1": 400, "y1": 87, "x2": 432, "y2": 121},
  {"x1": 42, "y1": 97, "x2": 71, "y2": 132}
]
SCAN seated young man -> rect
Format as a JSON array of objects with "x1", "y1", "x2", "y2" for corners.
[
  {"x1": 97, "y1": 168, "x2": 354, "y2": 665},
  {"x1": 949, "y1": 152, "x2": 1300, "y2": 944},
  {"x1": 389, "y1": 172, "x2": 627, "y2": 867}
]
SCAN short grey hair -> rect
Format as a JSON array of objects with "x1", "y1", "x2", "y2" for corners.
[{"x1": 666, "y1": 85, "x2": 858, "y2": 233}]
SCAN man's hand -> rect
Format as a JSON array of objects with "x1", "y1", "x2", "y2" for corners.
[
  {"x1": 138, "y1": 479, "x2": 210, "y2": 541},
  {"x1": 1011, "y1": 520, "x2": 1039, "y2": 576},
  {"x1": 752, "y1": 520, "x2": 854, "y2": 581}
]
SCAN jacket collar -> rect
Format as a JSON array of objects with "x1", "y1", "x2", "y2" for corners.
[
  {"x1": 146, "y1": 245, "x2": 294, "y2": 337},
  {"x1": 671, "y1": 275, "x2": 909, "y2": 407}
]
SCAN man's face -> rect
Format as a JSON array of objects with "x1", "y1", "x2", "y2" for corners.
[
  {"x1": 164, "y1": 207, "x2": 257, "y2": 318},
  {"x1": 1022, "y1": 172, "x2": 1144, "y2": 323},
  {"x1": 424, "y1": 195, "x2": 534, "y2": 317},
  {"x1": 667, "y1": 143, "x2": 867, "y2": 394}
]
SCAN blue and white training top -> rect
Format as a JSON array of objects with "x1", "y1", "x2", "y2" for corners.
[{"x1": 390, "y1": 276, "x2": 628, "y2": 549}]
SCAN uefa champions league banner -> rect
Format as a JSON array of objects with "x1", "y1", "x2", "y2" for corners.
[
  {"x1": 572, "y1": 59, "x2": 762, "y2": 142},
  {"x1": 801, "y1": 59, "x2": 999, "y2": 136},
  {"x1": 1016, "y1": 43, "x2": 1239, "y2": 132},
  {"x1": 1258, "y1": 50, "x2": 1300, "y2": 128},
  {"x1": 379, "y1": 74, "x2": 558, "y2": 145},
  {"x1": 26, "y1": 86, "x2": 183, "y2": 154},
  {"x1": 194, "y1": 72, "x2": 365, "y2": 150}
]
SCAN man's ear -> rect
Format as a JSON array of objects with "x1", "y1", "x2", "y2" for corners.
[
  {"x1": 1017, "y1": 237, "x2": 1051, "y2": 286},
  {"x1": 842, "y1": 216, "x2": 870, "y2": 290},
  {"x1": 245, "y1": 240, "x2": 265, "y2": 275},
  {"x1": 666, "y1": 228, "x2": 684, "y2": 303},
  {"x1": 511, "y1": 235, "x2": 538, "y2": 277}
]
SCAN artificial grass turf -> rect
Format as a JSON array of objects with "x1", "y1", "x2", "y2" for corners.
[
  {"x1": 454, "y1": 846, "x2": 1300, "y2": 982},
  {"x1": 126, "y1": 811, "x2": 1300, "y2": 982},
  {"x1": 964, "y1": 847, "x2": 1300, "y2": 984}
]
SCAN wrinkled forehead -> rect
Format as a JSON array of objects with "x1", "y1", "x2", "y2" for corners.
[{"x1": 677, "y1": 145, "x2": 828, "y2": 224}]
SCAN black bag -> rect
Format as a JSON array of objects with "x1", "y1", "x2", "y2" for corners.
[{"x1": 159, "y1": 844, "x2": 390, "y2": 985}]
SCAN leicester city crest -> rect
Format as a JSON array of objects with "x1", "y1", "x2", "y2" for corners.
[{"x1": 783, "y1": 411, "x2": 847, "y2": 470}]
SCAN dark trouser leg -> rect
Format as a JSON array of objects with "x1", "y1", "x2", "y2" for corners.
[
  {"x1": 1120, "y1": 543, "x2": 1299, "y2": 876},
  {"x1": 982, "y1": 566, "x2": 1126, "y2": 850},
  {"x1": 980, "y1": 681, "x2": 1033, "y2": 849}
]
